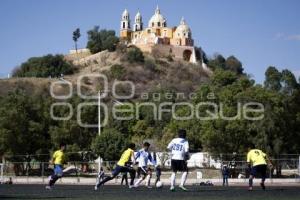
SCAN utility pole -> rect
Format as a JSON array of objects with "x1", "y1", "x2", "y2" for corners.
[{"x1": 98, "y1": 91, "x2": 101, "y2": 174}]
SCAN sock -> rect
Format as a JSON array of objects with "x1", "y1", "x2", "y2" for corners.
[
  {"x1": 97, "y1": 176, "x2": 113, "y2": 187},
  {"x1": 129, "y1": 169, "x2": 136, "y2": 186},
  {"x1": 171, "y1": 172, "x2": 176, "y2": 188},
  {"x1": 249, "y1": 178, "x2": 253, "y2": 187},
  {"x1": 180, "y1": 172, "x2": 187, "y2": 186},
  {"x1": 96, "y1": 177, "x2": 100, "y2": 187},
  {"x1": 49, "y1": 175, "x2": 59, "y2": 186},
  {"x1": 145, "y1": 175, "x2": 151, "y2": 186},
  {"x1": 134, "y1": 178, "x2": 143, "y2": 187}
]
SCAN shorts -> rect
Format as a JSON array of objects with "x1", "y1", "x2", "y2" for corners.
[
  {"x1": 171, "y1": 159, "x2": 188, "y2": 172},
  {"x1": 251, "y1": 164, "x2": 267, "y2": 178},
  {"x1": 112, "y1": 165, "x2": 134, "y2": 177},
  {"x1": 54, "y1": 165, "x2": 63, "y2": 177},
  {"x1": 137, "y1": 167, "x2": 148, "y2": 177}
]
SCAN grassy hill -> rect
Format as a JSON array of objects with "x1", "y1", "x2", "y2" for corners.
[{"x1": 0, "y1": 48, "x2": 211, "y2": 98}]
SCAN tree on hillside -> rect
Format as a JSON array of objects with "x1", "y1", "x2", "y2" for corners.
[
  {"x1": 86, "y1": 26, "x2": 119, "y2": 54},
  {"x1": 281, "y1": 69, "x2": 298, "y2": 95},
  {"x1": 160, "y1": 67, "x2": 300, "y2": 162},
  {"x1": 207, "y1": 54, "x2": 226, "y2": 70},
  {"x1": 225, "y1": 56, "x2": 244, "y2": 74},
  {"x1": 72, "y1": 28, "x2": 81, "y2": 53},
  {"x1": 12, "y1": 54, "x2": 74, "y2": 78},
  {"x1": 211, "y1": 68, "x2": 239, "y2": 87},
  {"x1": 264, "y1": 66, "x2": 282, "y2": 91}
]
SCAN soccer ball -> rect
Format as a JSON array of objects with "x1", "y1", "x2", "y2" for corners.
[{"x1": 156, "y1": 181, "x2": 163, "y2": 188}]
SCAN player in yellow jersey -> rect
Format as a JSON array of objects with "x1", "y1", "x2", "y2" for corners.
[
  {"x1": 247, "y1": 144, "x2": 272, "y2": 191},
  {"x1": 95, "y1": 143, "x2": 136, "y2": 190},
  {"x1": 46, "y1": 142, "x2": 66, "y2": 190}
]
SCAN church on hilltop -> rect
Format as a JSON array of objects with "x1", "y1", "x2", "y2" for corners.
[
  {"x1": 120, "y1": 6, "x2": 205, "y2": 65},
  {"x1": 68, "y1": 6, "x2": 207, "y2": 69}
]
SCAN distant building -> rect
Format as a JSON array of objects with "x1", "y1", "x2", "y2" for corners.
[
  {"x1": 68, "y1": 6, "x2": 208, "y2": 70},
  {"x1": 120, "y1": 6, "x2": 206, "y2": 67}
]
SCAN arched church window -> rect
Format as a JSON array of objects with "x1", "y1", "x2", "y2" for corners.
[
  {"x1": 123, "y1": 22, "x2": 125, "y2": 29},
  {"x1": 152, "y1": 22, "x2": 154, "y2": 27},
  {"x1": 158, "y1": 22, "x2": 161, "y2": 27}
]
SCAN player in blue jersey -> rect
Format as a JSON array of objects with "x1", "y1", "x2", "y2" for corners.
[{"x1": 134, "y1": 142, "x2": 155, "y2": 188}]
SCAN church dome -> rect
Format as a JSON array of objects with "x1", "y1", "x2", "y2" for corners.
[
  {"x1": 148, "y1": 6, "x2": 167, "y2": 28},
  {"x1": 175, "y1": 17, "x2": 191, "y2": 38}
]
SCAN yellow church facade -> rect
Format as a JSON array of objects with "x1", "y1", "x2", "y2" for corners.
[{"x1": 120, "y1": 6, "x2": 201, "y2": 64}]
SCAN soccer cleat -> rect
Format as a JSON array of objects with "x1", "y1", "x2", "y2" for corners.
[
  {"x1": 45, "y1": 186, "x2": 52, "y2": 190},
  {"x1": 179, "y1": 185, "x2": 188, "y2": 191},
  {"x1": 260, "y1": 183, "x2": 266, "y2": 190},
  {"x1": 170, "y1": 186, "x2": 175, "y2": 192},
  {"x1": 248, "y1": 186, "x2": 253, "y2": 191},
  {"x1": 147, "y1": 186, "x2": 152, "y2": 189},
  {"x1": 94, "y1": 184, "x2": 101, "y2": 191},
  {"x1": 129, "y1": 184, "x2": 134, "y2": 189}
]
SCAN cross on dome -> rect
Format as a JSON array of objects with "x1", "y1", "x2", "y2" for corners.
[
  {"x1": 180, "y1": 17, "x2": 186, "y2": 25},
  {"x1": 155, "y1": 5, "x2": 160, "y2": 14}
]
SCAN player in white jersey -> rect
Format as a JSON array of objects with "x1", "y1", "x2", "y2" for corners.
[
  {"x1": 134, "y1": 142, "x2": 154, "y2": 188},
  {"x1": 167, "y1": 129, "x2": 189, "y2": 191}
]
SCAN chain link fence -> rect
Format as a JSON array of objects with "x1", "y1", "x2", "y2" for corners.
[{"x1": 0, "y1": 154, "x2": 299, "y2": 184}]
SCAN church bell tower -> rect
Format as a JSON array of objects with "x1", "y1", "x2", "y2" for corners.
[{"x1": 120, "y1": 9, "x2": 132, "y2": 42}]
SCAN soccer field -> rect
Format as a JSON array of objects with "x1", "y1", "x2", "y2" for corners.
[{"x1": 1, "y1": 185, "x2": 300, "y2": 200}]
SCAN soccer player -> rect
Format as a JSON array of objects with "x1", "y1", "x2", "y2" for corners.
[
  {"x1": 155, "y1": 165, "x2": 161, "y2": 185},
  {"x1": 94, "y1": 143, "x2": 136, "y2": 190},
  {"x1": 247, "y1": 144, "x2": 272, "y2": 191},
  {"x1": 134, "y1": 142, "x2": 154, "y2": 188},
  {"x1": 167, "y1": 129, "x2": 189, "y2": 191},
  {"x1": 46, "y1": 142, "x2": 66, "y2": 189},
  {"x1": 221, "y1": 164, "x2": 230, "y2": 186}
]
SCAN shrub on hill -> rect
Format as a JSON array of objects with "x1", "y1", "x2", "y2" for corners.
[
  {"x1": 12, "y1": 54, "x2": 74, "y2": 78},
  {"x1": 86, "y1": 26, "x2": 119, "y2": 54},
  {"x1": 110, "y1": 64, "x2": 126, "y2": 80},
  {"x1": 126, "y1": 46, "x2": 144, "y2": 63}
]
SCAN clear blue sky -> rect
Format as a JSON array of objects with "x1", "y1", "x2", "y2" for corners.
[{"x1": 0, "y1": 0, "x2": 300, "y2": 83}]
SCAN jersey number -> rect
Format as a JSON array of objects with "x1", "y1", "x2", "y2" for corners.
[{"x1": 173, "y1": 144, "x2": 183, "y2": 151}]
